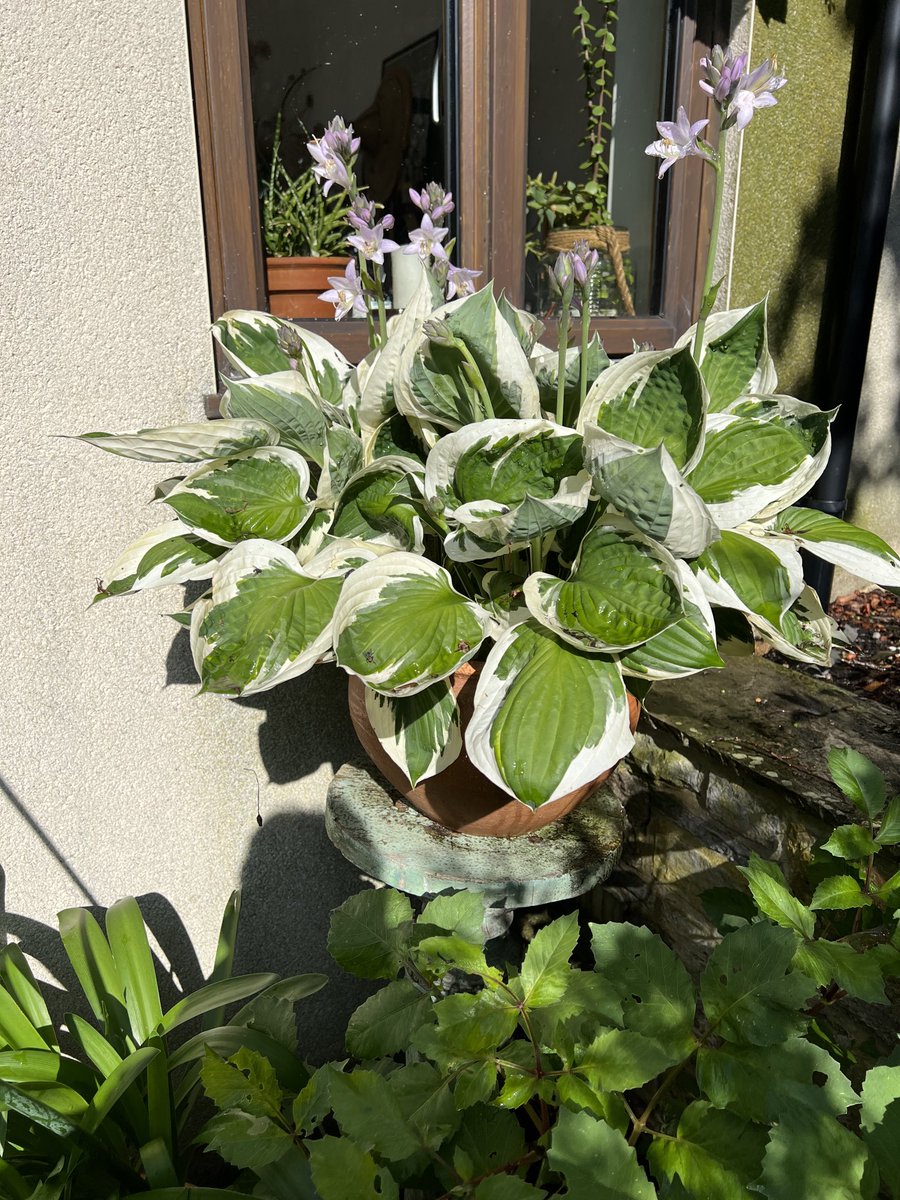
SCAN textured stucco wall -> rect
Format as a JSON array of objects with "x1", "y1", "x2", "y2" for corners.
[{"x1": 0, "y1": 1, "x2": 369, "y2": 1056}]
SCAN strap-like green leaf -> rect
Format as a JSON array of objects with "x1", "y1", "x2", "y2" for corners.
[
  {"x1": 334, "y1": 553, "x2": 489, "y2": 695},
  {"x1": 105, "y1": 899, "x2": 163, "y2": 1045},
  {"x1": 57, "y1": 908, "x2": 128, "y2": 1038},
  {"x1": 466, "y1": 620, "x2": 634, "y2": 807},
  {"x1": 159, "y1": 973, "x2": 277, "y2": 1033},
  {"x1": 0, "y1": 946, "x2": 55, "y2": 1048},
  {"x1": 526, "y1": 523, "x2": 683, "y2": 652},
  {"x1": 75, "y1": 419, "x2": 277, "y2": 462}
]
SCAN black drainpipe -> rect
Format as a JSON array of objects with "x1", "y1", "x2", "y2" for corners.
[{"x1": 802, "y1": 0, "x2": 900, "y2": 608}]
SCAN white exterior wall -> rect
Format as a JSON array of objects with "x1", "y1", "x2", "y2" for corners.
[{"x1": 0, "y1": 2, "x2": 368, "y2": 1056}]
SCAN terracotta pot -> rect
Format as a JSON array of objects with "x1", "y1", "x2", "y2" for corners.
[
  {"x1": 347, "y1": 663, "x2": 641, "y2": 838},
  {"x1": 266, "y1": 256, "x2": 350, "y2": 319}
]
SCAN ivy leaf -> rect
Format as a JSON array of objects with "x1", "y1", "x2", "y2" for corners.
[
  {"x1": 738, "y1": 853, "x2": 815, "y2": 938},
  {"x1": 548, "y1": 1107, "x2": 656, "y2": 1199},
  {"x1": 345, "y1": 980, "x2": 433, "y2": 1060},
  {"x1": 327, "y1": 889, "x2": 413, "y2": 980},
  {"x1": 419, "y1": 891, "x2": 486, "y2": 943},
  {"x1": 810, "y1": 876, "x2": 872, "y2": 911},
  {"x1": 647, "y1": 1101, "x2": 767, "y2": 1200},
  {"x1": 757, "y1": 1112, "x2": 869, "y2": 1200},
  {"x1": 327, "y1": 1068, "x2": 419, "y2": 1162},
  {"x1": 696, "y1": 1038, "x2": 855, "y2": 1122},
  {"x1": 200, "y1": 1047, "x2": 282, "y2": 1118},
  {"x1": 306, "y1": 1137, "x2": 399, "y2": 1200},
  {"x1": 701, "y1": 923, "x2": 813, "y2": 1045},
  {"x1": 860, "y1": 1065, "x2": 900, "y2": 1198},
  {"x1": 198, "y1": 1110, "x2": 294, "y2": 1170},
  {"x1": 828, "y1": 747, "x2": 886, "y2": 818},
  {"x1": 589, "y1": 922, "x2": 696, "y2": 1051},
  {"x1": 793, "y1": 940, "x2": 887, "y2": 1004},
  {"x1": 822, "y1": 825, "x2": 879, "y2": 860},
  {"x1": 520, "y1": 912, "x2": 580, "y2": 1008}
]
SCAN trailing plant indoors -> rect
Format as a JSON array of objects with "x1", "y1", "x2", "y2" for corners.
[
  {"x1": 75, "y1": 49, "x2": 900, "y2": 822},
  {"x1": 261, "y1": 113, "x2": 349, "y2": 261},
  {"x1": 0, "y1": 892, "x2": 326, "y2": 1198}
]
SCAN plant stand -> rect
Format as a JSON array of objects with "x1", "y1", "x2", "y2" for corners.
[{"x1": 325, "y1": 761, "x2": 625, "y2": 930}]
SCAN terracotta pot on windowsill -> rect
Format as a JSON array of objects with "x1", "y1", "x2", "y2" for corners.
[
  {"x1": 347, "y1": 662, "x2": 641, "y2": 838},
  {"x1": 265, "y1": 256, "x2": 350, "y2": 319}
]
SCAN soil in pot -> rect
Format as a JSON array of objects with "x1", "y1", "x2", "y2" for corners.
[{"x1": 348, "y1": 662, "x2": 641, "y2": 838}]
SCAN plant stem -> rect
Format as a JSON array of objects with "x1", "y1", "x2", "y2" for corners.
[
  {"x1": 556, "y1": 305, "x2": 571, "y2": 424},
  {"x1": 692, "y1": 131, "x2": 728, "y2": 363},
  {"x1": 357, "y1": 256, "x2": 377, "y2": 350},
  {"x1": 579, "y1": 298, "x2": 591, "y2": 413}
]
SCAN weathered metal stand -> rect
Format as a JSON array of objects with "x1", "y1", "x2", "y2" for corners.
[{"x1": 325, "y1": 762, "x2": 625, "y2": 927}]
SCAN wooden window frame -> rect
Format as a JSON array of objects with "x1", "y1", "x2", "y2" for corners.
[{"x1": 186, "y1": 0, "x2": 729, "y2": 367}]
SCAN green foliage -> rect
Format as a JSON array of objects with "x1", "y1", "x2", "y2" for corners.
[
  {"x1": 261, "y1": 114, "x2": 348, "y2": 258},
  {"x1": 0, "y1": 892, "x2": 324, "y2": 1198}
]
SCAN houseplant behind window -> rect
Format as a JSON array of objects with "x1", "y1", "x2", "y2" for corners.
[{"x1": 262, "y1": 113, "x2": 350, "y2": 318}]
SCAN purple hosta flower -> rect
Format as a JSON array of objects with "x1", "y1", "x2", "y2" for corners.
[
  {"x1": 404, "y1": 213, "x2": 449, "y2": 261},
  {"x1": 724, "y1": 57, "x2": 787, "y2": 131},
  {"x1": 347, "y1": 220, "x2": 400, "y2": 266},
  {"x1": 571, "y1": 239, "x2": 600, "y2": 291},
  {"x1": 645, "y1": 106, "x2": 712, "y2": 178},
  {"x1": 319, "y1": 260, "x2": 367, "y2": 320},
  {"x1": 549, "y1": 251, "x2": 575, "y2": 298},
  {"x1": 307, "y1": 116, "x2": 359, "y2": 195},
  {"x1": 446, "y1": 265, "x2": 482, "y2": 300},
  {"x1": 409, "y1": 182, "x2": 454, "y2": 222},
  {"x1": 348, "y1": 195, "x2": 377, "y2": 230},
  {"x1": 699, "y1": 45, "x2": 748, "y2": 107}
]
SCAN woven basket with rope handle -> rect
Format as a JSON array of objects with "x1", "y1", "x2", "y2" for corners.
[{"x1": 544, "y1": 226, "x2": 635, "y2": 317}]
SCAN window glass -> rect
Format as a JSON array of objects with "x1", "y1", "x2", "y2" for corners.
[
  {"x1": 526, "y1": 0, "x2": 669, "y2": 318},
  {"x1": 246, "y1": 1, "x2": 448, "y2": 316}
]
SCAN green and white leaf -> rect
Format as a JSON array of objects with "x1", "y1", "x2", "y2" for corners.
[
  {"x1": 213, "y1": 309, "x2": 350, "y2": 381},
  {"x1": 75, "y1": 418, "x2": 277, "y2": 463},
  {"x1": 333, "y1": 552, "x2": 490, "y2": 696},
  {"x1": 525, "y1": 522, "x2": 684, "y2": 652},
  {"x1": 300, "y1": 537, "x2": 394, "y2": 579},
  {"x1": 424, "y1": 419, "x2": 591, "y2": 561},
  {"x1": 465, "y1": 620, "x2": 634, "y2": 807},
  {"x1": 676, "y1": 300, "x2": 776, "y2": 412},
  {"x1": 756, "y1": 583, "x2": 835, "y2": 665},
  {"x1": 95, "y1": 520, "x2": 221, "y2": 600},
  {"x1": 532, "y1": 335, "x2": 609, "y2": 427},
  {"x1": 693, "y1": 529, "x2": 805, "y2": 642},
  {"x1": 364, "y1": 679, "x2": 462, "y2": 785},
  {"x1": 332, "y1": 456, "x2": 425, "y2": 551},
  {"x1": 687, "y1": 400, "x2": 832, "y2": 528},
  {"x1": 316, "y1": 424, "x2": 365, "y2": 504},
  {"x1": 578, "y1": 345, "x2": 707, "y2": 471},
  {"x1": 190, "y1": 540, "x2": 342, "y2": 695},
  {"x1": 221, "y1": 371, "x2": 328, "y2": 464},
  {"x1": 766, "y1": 505, "x2": 900, "y2": 587},
  {"x1": 358, "y1": 270, "x2": 437, "y2": 435},
  {"x1": 165, "y1": 446, "x2": 311, "y2": 546},
  {"x1": 582, "y1": 426, "x2": 718, "y2": 558},
  {"x1": 617, "y1": 561, "x2": 724, "y2": 679},
  {"x1": 395, "y1": 286, "x2": 541, "y2": 431}
]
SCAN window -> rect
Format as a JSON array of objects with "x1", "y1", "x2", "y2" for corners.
[{"x1": 187, "y1": 0, "x2": 729, "y2": 363}]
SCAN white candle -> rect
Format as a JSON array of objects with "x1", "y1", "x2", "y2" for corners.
[{"x1": 390, "y1": 250, "x2": 425, "y2": 310}]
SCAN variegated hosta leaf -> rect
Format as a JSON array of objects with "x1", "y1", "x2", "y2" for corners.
[
  {"x1": 364, "y1": 413, "x2": 426, "y2": 468},
  {"x1": 333, "y1": 553, "x2": 490, "y2": 696},
  {"x1": 424, "y1": 419, "x2": 591, "y2": 562},
  {"x1": 213, "y1": 309, "x2": 350, "y2": 385},
  {"x1": 191, "y1": 540, "x2": 344, "y2": 695},
  {"x1": 582, "y1": 426, "x2": 718, "y2": 559},
  {"x1": 757, "y1": 584, "x2": 834, "y2": 665},
  {"x1": 577, "y1": 345, "x2": 706, "y2": 471},
  {"x1": 466, "y1": 620, "x2": 634, "y2": 807},
  {"x1": 221, "y1": 372, "x2": 328, "y2": 464},
  {"x1": 332, "y1": 456, "x2": 425, "y2": 551},
  {"x1": 766, "y1": 506, "x2": 900, "y2": 587},
  {"x1": 525, "y1": 523, "x2": 684, "y2": 652},
  {"x1": 533, "y1": 335, "x2": 609, "y2": 426},
  {"x1": 395, "y1": 285, "x2": 541, "y2": 431},
  {"x1": 693, "y1": 529, "x2": 804, "y2": 633},
  {"x1": 164, "y1": 447, "x2": 311, "y2": 547},
  {"x1": 75, "y1": 419, "x2": 277, "y2": 463},
  {"x1": 499, "y1": 293, "x2": 544, "y2": 355},
  {"x1": 676, "y1": 300, "x2": 777, "y2": 413},
  {"x1": 293, "y1": 509, "x2": 334, "y2": 565},
  {"x1": 618, "y1": 561, "x2": 725, "y2": 679},
  {"x1": 301, "y1": 538, "x2": 396, "y2": 578},
  {"x1": 686, "y1": 399, "x2": 833, "y2": 529},
  {"x1": 94, "y1": 520, "x2": 222, "y2": 602},
  {"x1": 364, "y1": 680, "x2": 462, "y2": 785},
  {"x1": 357, "y1": 270, "x2": 439, "y2": 436},
  {"x1": 317, "y1": 425, "x2": 364, "y2": 505}
]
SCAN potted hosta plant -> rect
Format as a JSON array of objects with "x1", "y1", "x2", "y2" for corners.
[
  {"x1": 262, "y1": 114, "x2": 351, "y2": 318},
  {"x1": 77, "y1": 63, "x2": 900, "y2": 838}
]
